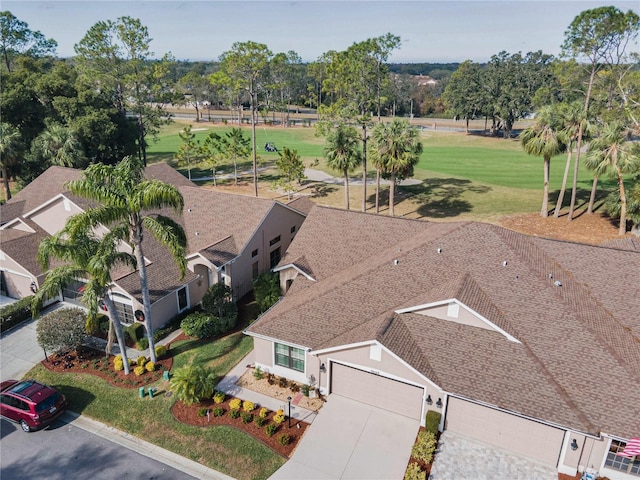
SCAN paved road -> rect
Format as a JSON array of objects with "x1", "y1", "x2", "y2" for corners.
[{"x1": 0, "y1": 416, "x2": 195, "y2": 480}]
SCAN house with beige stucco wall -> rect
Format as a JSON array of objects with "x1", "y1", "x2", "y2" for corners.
[
  {"x1": 0, "y1": 164, "x2": 307, "y2": 331},
  {"x1": 245, "y1": 205, "x2": 640, "y2": 479}
]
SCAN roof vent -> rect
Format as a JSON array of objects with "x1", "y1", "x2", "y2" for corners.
[
  {"x1": 548, "y1": 273, "x2": 553, "y2": 279},
  {"x1": 503, "y1": 261, "x2": 508, "y2": 267},
  {"x1": 393, "y1": 259, "x2": 399, "y2": 266},
  {"x1": 554, "y1": 280, "x2": 562, "y2": 287},
  {"x1": 195, "y1": 231, "x2": 199, "y2": 236},
  {"x1": 187, "y1": 208, "x2": 192, "y2": 213},
  {"x1": 437, "y1": 248, "x2": 442, "y2": 254}
]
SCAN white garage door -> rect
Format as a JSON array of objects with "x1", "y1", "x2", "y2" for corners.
[{"x1": 330, "y1": 362, "x2": 424, "y2": 420}]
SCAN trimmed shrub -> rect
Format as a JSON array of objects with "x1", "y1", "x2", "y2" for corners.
[
  {"x1": 255, "y1": 416, "x2": 266, "y2": 427},
  {"x1": 411, "y1": 431, "x2": 437, "y2": 464},
  {"x1": 265, "y1": 423, "x2": 277, "y2": 437},
  {"x1": 36, "y1": 307, "x2": 88, "y2": 354},
  {"x1": 273, "y1": 409, "x2": 285, "y2": 425},
  {"x1": 404, "y1": 463, "x2": 426, "y2": 480},
  {"x1": 278, "y1": 376, "x2": 288, "y2": 388},
  {"x1": 425, "y1": 410, "x2": 441, "y2": 436},
  {"x1": 136, "y1": 337, "x2": 149, "y2": 351},
  {"x1": 133, "y1": 365, "x2": 145, "y2": 376},
  {"x1": 213, "y1": 391, "x2": 226, "y2": 404},
  {"x1": 113, "y1": 357, "x2": 124, "y2": 371},
  {"x1": 289, "y1": 382, "x2": 300, "y2": 393},
  {"x1": 155, "y1": 345, "x2": 167, "y2": 359},
  {"x1": 212, "y1": 407, "x2": 224, "y2": 417},
  {"x1": 229, "y1": 409, "x2": 240, "y2": 419},
  {"x1": 180, "y1": 312, "x2": 216, "y2": 339},
  {"x1": 242, "y1": 400, "x2": 255, "y2": 412},
  {"x1": 241, "y1": 411, "x2": 252, "y2": 424},
  {"x1": 0, "y1": 295, "x2": 34, "y2": 333},
  {"x1": 259, "y1": 407, "x2": 269, "y2": 419},
  {"x1": 145, "y1": 361, "x2": 155, "y2": 372},
  {"x1": 229, "y1": 398, "x2": 242, "y2": 410},
  {"x1": 267, "y1": 373, "x2": 275, "y2": 385},
  {"x1": 124, "y1": 323, "x2": 144, "y2": 344},
  {"x1": 198, "y1": 407, "x2": 209, "y2": 418},
  {"x1": 136, "y1": 356, "x2": 147, "y2": 367},
  {"x1": 277, "y1": 434, "x2": 291, "y2": 446}
]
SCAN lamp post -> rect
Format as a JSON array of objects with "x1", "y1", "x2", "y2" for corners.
[{"x1": 287, "y1": 396, "x2": 292, "y2": 428}]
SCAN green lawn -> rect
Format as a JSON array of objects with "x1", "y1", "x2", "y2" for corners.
[{"x1": 27, "y1": 332, "x2": 286, "y2": 480}]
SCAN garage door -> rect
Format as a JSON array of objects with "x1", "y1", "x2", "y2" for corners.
[{"x1": 330, "y1": 363, "x2": 424, "y2": 420}]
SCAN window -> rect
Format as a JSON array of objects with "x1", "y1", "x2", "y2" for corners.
[
  {"x1": 251, "y1": 248, "x2": 258, "y2": 258},
  {"x1": 62, "y1": 279, "x2": 87, "y2": 303},
  {"x1": 177, "y1": 286, "x2": 188, "y2": 311},
  {"x1": 252, "y1": 261, "x2": 259, "y2": 280},
  {"x1": 274, "y1": 343, "x2": 305, "y2": 372},
  {"x1": 269, "y1": 235, "x2": 281, "y2": 246},
  {"x1": 605, "y1": 440, "x2": 640, "y2": 476},
  {"x1": 290, "y1": 225, "x2": 296, "y2": 234},
  {"x1": 270, "y1": 247, "x2": 281, "y2": 269},
  {"x1": 112, "y1": 300, "x2": 135, "y2": 324}
]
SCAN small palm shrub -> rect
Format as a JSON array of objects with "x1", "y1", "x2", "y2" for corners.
[
  {"x1": 253, "y1": 366, "x2": 264, "y2": 380},
  {"x1": 133, "y1": 365, "x2": 145, "y2": 376},
  {"x1": 213, "y1": 390, "x2": 226, "y2": 404},
  {"x1": 229, "y1": 398, "x2": 242, "y2": 410},
  {"x1": 242, "y1": 400, "x2": 255, "y2": 412},
  {"x1": 404, "y1": 463, "x2": 426, "y2": 480},
  {"x1": 278, "y1": 434, "x2": 291, "y2": 446},
  {"x1": 169, "y1": 365, "x2": 217, "y2": 405},
  {"x1": 265, "y1": 423, "x2": 277, "y2": 437},
  {"x1": 145, "y1": 361, "x2": 155, "y2": 372},
  {"x1": 411, "y1": 431, "x2": 437, "y2": 464}
]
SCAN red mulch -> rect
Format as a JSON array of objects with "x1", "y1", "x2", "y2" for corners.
[
  {"x1": 41, "y1": 346, "x2": 173, "y2": 388},
  {"x1": 172, "y1": 398, "x2": 309, "y2": 458}
]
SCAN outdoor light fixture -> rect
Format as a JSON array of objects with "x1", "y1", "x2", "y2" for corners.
[
  {"x1": 287, "y1": 396, "x2": 292, "y2": 429},
  {"x1": 436, "y1": 398, "x2": 443, "y2": 408},
  {"x1": 426, "y1": 395, "x2": 432, "y2": 405},
  {"x1": 320, "y1": 363, "x2": 326, "y2": 373},
  {"x1": 571, "y1": 439, "x2": 579, "y2": 451},
  {"x1": 30, "y1": 282, "x2": 37, "y2": 293}
]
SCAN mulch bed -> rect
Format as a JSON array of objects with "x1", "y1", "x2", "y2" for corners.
[
  {"x1": 41, "y1": 345, "x2": 173, "y2": 388},
  {"x1": 172, "y1": 397, "x2": 309, "y2": 458}
]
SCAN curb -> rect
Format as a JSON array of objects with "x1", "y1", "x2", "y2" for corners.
[{"x1": 61, "y1": 410, "x2": 236, "y2": 480}]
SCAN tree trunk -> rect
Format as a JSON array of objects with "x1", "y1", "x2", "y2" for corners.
[
  {"x1": 587, "y1": 175, "x2": 599, "y2": 214},
  {"x1": 617, "y1": 169, "x2": 627, "y2": 235},
  {"x1": 361, "y1": 125, "x2": 367, "y2": 212},
  {"x1": 233, "y1": 155, "x2": 238, "y2": 186},
  {"x1": 103, "y1": 296, "x2": 130, "y2": 374},
  {"x1": 554, "y1": 150, "x2": 572, "y2": 217},
  {"x1": 389, "y1": 174, "x2": 396, "y2": 217},
  {"x1": 568, "y1": 124, "x2": 584, "y2": 221},
  {"x1": 375, "y1": 169, "x2": 381, "y2": 214},
  {"x1": 133, "y1": 229, "x2": 158, "y2": 364},
  {"x1": 343, "y1": 169, "x2": 350, "y2": 210},
  {"x1": 541, "y1": 156, "x2": 550, "y2": 217},
  {"x1": 465, "y1": 118, "x2": 469, "y2": 134},
  {"x1": 105, "y1": 320, "x2": 114, "y2": 359},
  {"x1": 2, "y1": 167, "x2": 11, "y2": 201},
  {"x1": 251, "y1": 91, "x2": 258, "y2": 197}
]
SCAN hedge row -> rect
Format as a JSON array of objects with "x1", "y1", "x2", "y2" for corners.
[{"x1": 0, "y1": 296, "x2": 35, "y2": 333}]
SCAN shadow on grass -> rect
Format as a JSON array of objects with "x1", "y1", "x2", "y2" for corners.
[
  {"x1": 399, "y1": 178, "x2": 491, "y2": 218},
  {"x1": 56, "y1": 385, "x2": 96, "y2": 414},
  {"x1": 309, "y1": 183, "x2": 338, "y2": 198}
]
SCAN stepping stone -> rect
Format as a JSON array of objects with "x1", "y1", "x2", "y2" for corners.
[{"x1": 292, "y1": 393, "x2": 304, "y2": 405}]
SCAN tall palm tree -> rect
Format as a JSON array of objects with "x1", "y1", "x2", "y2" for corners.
[
  {"x1": 32, "y1": 124, "x2": 86, "y2": 168},
  {"x1": 520, "y1": 106, "x2": 565, "y2": 217},
  {"x1": 584, "y1": 122, "x2": 640, "y2": 235},
  {"x1": 371, "y1": 118, "x2": 423, "y2": 217},
  {"x1": 0, "y1": 122, "x2": 24, "y2": 201},
  {"x1": 33, "y1": 223, "x2": 135, "y2": 374},
  {"x1": 67, "y1": 156, "x2": 187, "y2": 363},
  {"x1": 324, "y1": 123, "x2": 362, "y2": 210}
]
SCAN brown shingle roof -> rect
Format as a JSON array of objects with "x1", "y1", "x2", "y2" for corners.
[{"x1": 247, "y1": 206, "x2": 640, "y2": 438}]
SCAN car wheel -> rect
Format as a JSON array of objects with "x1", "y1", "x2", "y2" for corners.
[{"x1": 20, "y1": 420, "x2": 31, "y2": 432}]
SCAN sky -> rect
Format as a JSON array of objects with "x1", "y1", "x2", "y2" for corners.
[{"x1": 5, "y1": 0, "x2": 639, "y2": 63}]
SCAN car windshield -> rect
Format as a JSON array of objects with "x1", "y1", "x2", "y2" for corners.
[{"x1": 35, "y1": 392, "x2": 59, "y2": 413}]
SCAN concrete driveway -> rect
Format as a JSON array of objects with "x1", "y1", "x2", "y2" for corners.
[{"x1": 269, "y1": 394, "x2": 420, "y2": 480}]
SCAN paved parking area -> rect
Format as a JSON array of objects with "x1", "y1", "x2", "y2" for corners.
[
  {"x1": 429, "y1": 431, "x2": 558, "y2": 480},
  {"x1": 269, "y1": 394, "x2": 420, "y2": 480}
]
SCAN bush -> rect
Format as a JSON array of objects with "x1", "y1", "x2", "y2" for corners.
[
  {"x1": 213, "y1": 407, "x2": 224, "y2": 417},
  {"x1": 85, "y1": 315, "x2": 101, "y2": 335},
  {"x1": 302, "y1": 384, "x2": 310, "y2": 396},
  {"x1": 155, "y1": 345, "x2": 167, "y2": 359},
  {"x1": 212, "y1": 407, "x2": 224, "y2": 417},
  {"x1": 136, "y1": 337, "x2": 149, "y2": 351},
  {"x1": 242, "y1": 400, "x2": 255, "y2": 412},
  {"x1": 198, "y1": 407, "x2": 209, "y2": 418},
  {"x1": 229, "y1": 409, "x2": 240, "y2": 419},
  {"x1": 229, "y1": 398, "x2": 242, "y2": 410},
  {"x1": 277, "y1": 434, "x2": 291, "y2": 446},
  {"x1": 289, "y1": 383, "x2": 300, "y2": 393},
  {"x1": 213, "y1": 391, "x2": 226, "y2": 404},
  {"x1": 278, "y1": 376, "x2": 289, "y2": 388},
  {"x1": 188, "y1": 284, "x2": 238, "y2": 337},
  {"x1": 133, "y1": 365, "x2": 145, "y2": 376},
  {"x1": 425, "y1": 410, "x2": 441, "y2": 436},
  {"x1": 169, "y1": 365, "x2": 216, "y2": 405},
  {"x1": 411, "y1": 431, "x2": 437, "y2": 464},
  {"x1": 145, "y1": 361, "x2": 155, "y2": 372},
  {"x1": 241, "y1": 411, "x2": 252, "y2": 424},
  {"x1": 255, "y1": 416, "x2": 266, "y2": 427},
  {"x1": 259, "y1": 407, "x2": 269, "y2": 419},
  {"x1": 0, "y1": 295, "x2": 34, "y2": 333},
  {"x1": 404, "y1": 463, "x2": 426, "y2": 480},
  {"x1": 36, "y1": 307, "x2": 88, "y2": 354},
  {"x1": 113, "y1": 357, "x2": 124, "y2": 371},
  {"x1": 252, "y1": 272, "x2": 281, "y2": 312},
  {"x1": 136, "y1": 356, "x2": 147, "y2": 367},
  {"x1": 125, "y1": 323, "x2": 144, "y2": 343},
  {"x1": 273, "y1": 409, "x2": 285, "y2": 425},
  {"x1": 180, "y1": 312, "x2": 217, "y2": 339},
  {"x1": 253, "y1": 366, "x2": 264, "y2": 380},
  {"x1": 264, "y1": 423, "x2": 277, "y2": 437},
  {"x1": 267, "y1": 373, "x2": 275, "y2": 385}
]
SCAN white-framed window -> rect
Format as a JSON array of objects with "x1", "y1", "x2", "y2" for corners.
[
  {"x1": 605, "y1": 440, "x2": 640, "y2": 476},
  {"x1": 111, "y1": 292, "x2": 135, "y2": 324},
  {"x1": 274, "y1": 343, "x2": 305, "y2": 372},
  {"x1": 177, "y1": 286, "x2": 188, "y2": 312}
]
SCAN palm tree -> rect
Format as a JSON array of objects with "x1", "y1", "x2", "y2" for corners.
[
  {"x1": 0, "y1": 123, "x2": 24, "y2": 201},
  {"x1": 520, "y1": 106, "x2": 565, "y2": 217},
  {"x1": 32, "y1": 124, "x2": 86, "y2": 168},
  {"x1": 67, "y1": 156, "x2": 187, "y2": 363},
  {"x1": 32, "y1": 222, "x2": 135, "y2": 374},
  {"x1": 584, "y1": 122, "x2": 640, "y2": 235},
  {"x1": 324, "y1": 123, "x2": 362, "y2": 210},
  {"x1": 371, "y1": 118, "x2": 423, "y2": 217}
]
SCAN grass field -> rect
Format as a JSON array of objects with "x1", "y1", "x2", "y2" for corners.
[{"x1": 147, "y1": 121, "x2": 610, "y2": 220}]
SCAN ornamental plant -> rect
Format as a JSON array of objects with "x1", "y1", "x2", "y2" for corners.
[
  {"x1": 229, "y1": 409, "x2": 240, "y2": 419},
  {"x1": 411, "y1": 431, "x2": 437, "y2": 464},
  {"x1": 255, "y1": 416, "x2": 266, "y2": 427},
  {"x1": 213, "y1": 407, "x2": 224, "y2": 417},
  {"x1": 155, "y1": 345, "x2": 167, "y2": 359},
  {"x1": 242, "y1": 400, "x2": 255, "y2": 412},
  {"x1": 404, "y1": 463, "x2": 426, "y2": 480},
  {"x1": 258, "y1": 407, "x2": 269, "y2": 419},
  {"x1": 213, "y1": 390, "x2": 226, "y2": 404},
  {"x1": 265, "y1": 423, "x2": 277, "y2": 437},
  {"x1": 36, "y1": 307, "x2": 88, "y2": 354},
  {"x1": 114, "y1": 357, "x2": 124, "y2": 371},
  {"x1": 241, "y1": 411, "x2": 252, "y2": 424},
  {"x1": 277, "y1": 434, "x2": 291, "y2": 446},
  {"x1": 229, "y1": 398, "x2": 242, "y2": 410},
  {"x1": 273, "y1": 409, "x2": 285, "y2": 425},
  {"x1": 133, "y1": 365, "x2": 145, "y2": 376},
  {"x1": 145, "y1": 361, "x2": 155, "y2": 372},
  {"x1": 169, "y1": 365, "x2": 216, "y2": 405},
  {"x1": 137, "y1": 356, "x2": 147, "y2": 367}
]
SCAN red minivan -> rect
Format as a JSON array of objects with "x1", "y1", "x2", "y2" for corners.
[{"x1": 0, "y1": 379, "x2": 67, "y2": 432}]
